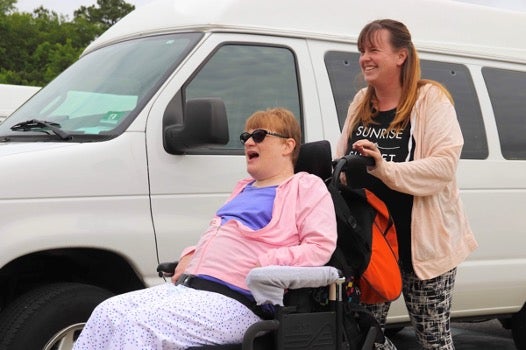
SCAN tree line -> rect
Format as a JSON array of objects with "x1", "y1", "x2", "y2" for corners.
[{"x1": 0, "y1": 0, "x2": 135, "y2": 87}]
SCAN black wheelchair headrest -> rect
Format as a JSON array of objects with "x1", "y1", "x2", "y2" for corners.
[{"x1": 294, "y1": 140, "x2": 332, "y2": 180}]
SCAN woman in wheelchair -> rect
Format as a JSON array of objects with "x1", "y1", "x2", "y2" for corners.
[{"x1": 73, "y1": 108, "x2": 337, "y2": 349}]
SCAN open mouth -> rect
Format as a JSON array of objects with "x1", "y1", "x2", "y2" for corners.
[{"x1": 247, "y1": 150, "x2": 259, "y2": 160}]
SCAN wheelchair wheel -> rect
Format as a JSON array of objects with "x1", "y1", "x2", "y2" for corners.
[
  {"x1": 384, "y1": 325, "x2": 404, "y2": 337},
  {"x1": 0, "y1": 282, "x2": 113, "y2": 350}
]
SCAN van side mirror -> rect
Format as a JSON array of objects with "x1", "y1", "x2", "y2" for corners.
[{"x1": 163, "y1": 98, "x2": 229, "y2": 155}]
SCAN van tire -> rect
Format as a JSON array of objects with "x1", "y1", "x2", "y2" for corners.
[
  {"x1": 0, "y1": 282, "x2": 114, "y2": 350},
  {"x1": 512, "y1": 303, "x2": 526, "y2": 349}
]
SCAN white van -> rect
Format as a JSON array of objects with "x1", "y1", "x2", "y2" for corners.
[
  {"x1": 0, "y1": 84, "x2": 40, "y2": 123},
  {"x1": 0, "y1": 0, "x2": 525, "y2": 348}
]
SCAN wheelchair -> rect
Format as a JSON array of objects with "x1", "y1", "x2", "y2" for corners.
[{"x1": 157, "y1": 141, "x2": 382, "y2": 350}]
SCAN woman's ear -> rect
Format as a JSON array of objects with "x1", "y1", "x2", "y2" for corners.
[
  {"x1": 283, "y1": 138, "x2": 296, "y2": 157},
  {"x1": 397, "y1": 48, "x2": 408, "y2": 66}
]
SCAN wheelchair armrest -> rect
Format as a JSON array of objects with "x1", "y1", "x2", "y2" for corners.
[
  {"x1": 246, "y1": 266, "x2": 341, "y2": 306},
  {"x1": 157, "y1": 261, "x2": 178, "y2": 278}
]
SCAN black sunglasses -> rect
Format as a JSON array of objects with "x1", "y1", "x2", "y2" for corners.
[{"x1": 239, "y1": 129, "x2": 288, "y2": 144}]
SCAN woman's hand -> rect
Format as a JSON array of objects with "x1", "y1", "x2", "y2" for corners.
[
  {"x1": 352, "y1": 139, "x2": 382, "y2": 168},
  {"x1": 339, "y1": 172, "x2": 348, "y2": 186},
  {"x1": 171, "y1": 253, "x2": 194, "y2": 283}
]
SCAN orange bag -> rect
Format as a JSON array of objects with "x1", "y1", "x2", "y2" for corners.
[
  {"x1": 357, "y1": 190, "x2": 401, "y2": 304},
  {"x1": 327, "y1": 156, "x2": 402, "y2": 305}
]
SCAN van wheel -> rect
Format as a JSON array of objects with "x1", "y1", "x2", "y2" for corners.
[
  {"x1": 0, "y1": 282, "x2": 114, "y2": 350},
  {"x1": 512, "y1": 303, "x2": 526, "y2": 349}
]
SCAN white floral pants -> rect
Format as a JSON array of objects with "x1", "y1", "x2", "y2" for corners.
[{"x1": 73, "y1": 283, "x2": 261, "y2": 350}]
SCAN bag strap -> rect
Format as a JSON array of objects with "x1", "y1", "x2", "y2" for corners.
[
  {"x1": 328, "y1": 155, "x2": 376, "y2": 277},
  {"x1": 329, "y1": 157, "x2": 360, "y2": 232}
]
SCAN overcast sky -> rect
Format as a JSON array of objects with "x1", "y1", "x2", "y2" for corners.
[
  {"x1": 14, "y1": 0, "x2": 526, "y2": 18},
  {"x1": 16, "y1": 0, "x2": 157, "y2": 18},
  {"x1": 458, "y1": 0, "x2": 526, "y2": 10}
]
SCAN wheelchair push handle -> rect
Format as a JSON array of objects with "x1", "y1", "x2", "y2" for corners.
[
  {"x1": 332, "y1": 154, "x2": 375, "y2": 187},
  {"x1": 342, "y1": 154, "x2": 375, "y2": 167}
]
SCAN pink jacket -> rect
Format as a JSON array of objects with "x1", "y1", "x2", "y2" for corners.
[
  {"x1": 182, "y1": 172, "x2": 337, "y2": 290},
  {"x1": 337, "y1": 84, "x2": 478, "y2": 280}
]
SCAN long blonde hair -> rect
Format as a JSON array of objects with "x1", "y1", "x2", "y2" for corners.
[{"x1": 348, "y1": 19, "x2": 452, "y2": 135}]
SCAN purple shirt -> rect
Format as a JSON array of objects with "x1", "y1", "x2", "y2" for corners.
[{"x1": 216, "y1": 183, "x2": 277, "y2": 230}]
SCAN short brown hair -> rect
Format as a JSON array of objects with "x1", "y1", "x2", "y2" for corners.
[{"x1": 245, "y1": 108, "x2": 301, "y2": 164}]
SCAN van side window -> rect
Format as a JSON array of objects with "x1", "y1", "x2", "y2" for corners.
[
  {"x1": 420, "y1": 60, "x2": 487, "y2": 159},
  {"x1": 482, "y1": 67, "x2": 526, "y2": 160},
  {"x1": 184, "y1": 44, "x2": 301, "y2": 151},
  {"x1": 324, "y1": 51, "x2": 364, "y2": 130},
  {"x1": 325, "y1": 51, "x2": 487, "y2": 159}
]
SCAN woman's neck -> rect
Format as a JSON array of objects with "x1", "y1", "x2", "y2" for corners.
[
  {"x1": 253, "y1": 171, "x2": 294, "y2": 188},
  {"x1": 374, "y1": 84, "x2": 402, "y2": 112}
]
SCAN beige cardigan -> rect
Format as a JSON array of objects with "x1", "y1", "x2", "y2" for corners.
[{"x1": 336, "y1": 84, "x2": 478, "y2": 280}]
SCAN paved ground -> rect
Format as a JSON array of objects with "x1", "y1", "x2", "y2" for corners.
[{"x1": 389, "y1": 319, "x2": 515, "y2": 349}]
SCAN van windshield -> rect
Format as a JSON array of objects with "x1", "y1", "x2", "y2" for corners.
[{"x1": 0, "y1": 33, "x2": 202, "y2": 141}]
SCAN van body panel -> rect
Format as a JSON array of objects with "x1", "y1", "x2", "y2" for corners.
[
  {"x1": 0, "y1": 195, "x2": 158, "y2": 278},
  {"x1": 146, "y1": 32, "x2": 326, "y2": 261},
  {"x1": 0, "y1": 133, "x2": 149, "y2": 198},
  {"x1": 0, "y1": 132, "x2": 158, "y2": 278},
  {"x1": 0, "y1": 0, "x2": 525, "y2": 347},
  {"x1": 88, "y1": 0, "x2": 526, "y2": 63}
]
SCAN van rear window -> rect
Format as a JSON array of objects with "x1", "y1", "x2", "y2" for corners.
[
  {"x1": 420, "y1": 60, "x2": 487, "y2": 160},
  {"x1": 482, "y1": 67, "x2": 526, "y2": 160}
]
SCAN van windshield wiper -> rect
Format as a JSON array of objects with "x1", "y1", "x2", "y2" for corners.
[{"x1": 10, "y1": 119, "x2": 72, "y2": 140}]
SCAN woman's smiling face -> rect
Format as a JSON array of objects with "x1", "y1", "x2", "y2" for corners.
[{"x1": 359, "y1": 29, "x2": 406, "y2": 87}]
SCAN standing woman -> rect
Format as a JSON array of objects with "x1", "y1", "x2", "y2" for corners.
[{"x1": 336, "y1": 19, "x2": 478, "y2": 349}]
